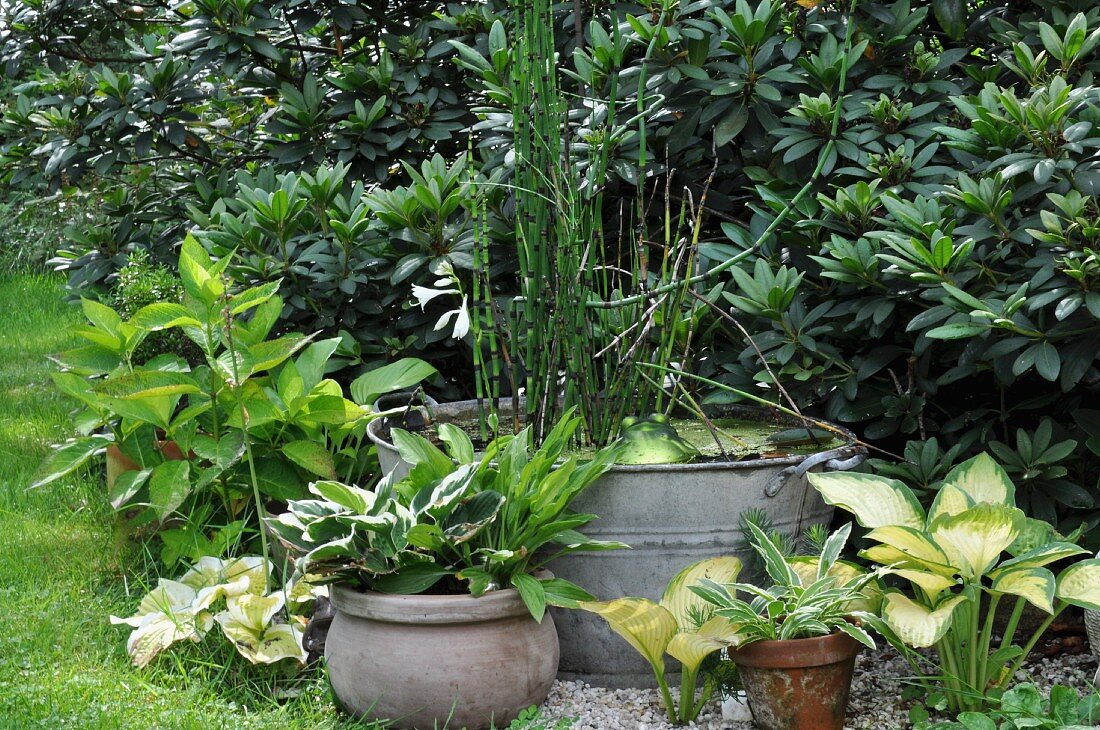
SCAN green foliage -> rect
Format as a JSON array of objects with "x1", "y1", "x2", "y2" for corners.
[
  {"x1": 810, "y1": 454, "x2": 1100, "y2": 712},
  {"x1": 33, "y1": 237, "x2": 434, "y2": 561},
  {"x1": 913, "y1": 683, "x2": 1100, "y2": 730},
  {"x1": 269, "y1": 408, "x2": 623, "y2": 619},
  {"x1": 105, "y1": 249, "x2": 195, "y2": 362}
]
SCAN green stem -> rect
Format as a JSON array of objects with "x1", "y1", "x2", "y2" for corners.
[
  {"x1": 998, "y1": 596, "x2": 1027, "y2": 655},
  {"x1": 1002, "y1": 601, "x2": 1068, "y2": 687},
  {"x1": 654, "y1": 667, "x2": 676, "y2": 724},
  {"x1": 977, "y1": 592, "x2": 1001, "y2": 699},
  {"x1": 678, "y1": 667, "x2": 698, "y2": 724}
]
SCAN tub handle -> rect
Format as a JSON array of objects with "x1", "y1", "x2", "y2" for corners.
[{"x1": 764, "y1": 444, "x2": 867, "y2": 498}]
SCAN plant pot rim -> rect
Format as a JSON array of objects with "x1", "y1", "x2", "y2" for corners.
[
  {"x1": 728, "y1": 630, "x2": 862, "y2": 669},
  {"x1": 366, "y1": 399, "x2": 862, "y2": 473},
  {"x1": 330, "y1": 570, "x2": 552, "y2": 625}
]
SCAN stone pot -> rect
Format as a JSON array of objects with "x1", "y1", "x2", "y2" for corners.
[
  {"x1": 326, "y1": 582, "x2": 559, "y2": 730},
  {"x1": 367, "y1": 399, "x2": 864, "y2": 687},
  {"x1": 729, "y1": 631, "x2": 861, "y2": 730}
]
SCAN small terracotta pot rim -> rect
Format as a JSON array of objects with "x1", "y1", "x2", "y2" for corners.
[
  {"x1": 330, "y1": 570, "x2": 552, "y2": 625},
  {"x1": 728, "y1": 630, "x2": 861, "y2": 669}
]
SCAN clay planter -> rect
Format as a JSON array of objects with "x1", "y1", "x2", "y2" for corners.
[
  {"x1": 729, "y1": 631, "x2": 861, "y2": 730},
  {"x1": 105, "y1": 441, "x2": 186, "y2": 489},
  {"x1": 326, "y1": 583, "x2": 559, "y2": 730}
]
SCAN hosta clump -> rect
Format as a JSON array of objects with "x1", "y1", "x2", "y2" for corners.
[
  {"x1": 809, "y1": 453, "x2": 1100, "y2": 712},
  {"x1": 268, "y1": 409, "x2": 623, "y2": 621},
  {"x1": 914, "y1": 683, "x2": 1100, "y2": 730},
  {"x1": 110, "y1": 557, "x2": 324, "y2": 668}
]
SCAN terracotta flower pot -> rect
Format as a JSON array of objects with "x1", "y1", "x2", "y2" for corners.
[
  {"x1": 326, "y1": 582, "x2": 559, "y2": 730},
  {"x1": 729, "y1": 631, "x2": 861, "y2": 730},
  {"x1": 105, "y1": 441, "x2": 186, "y2": 489}
]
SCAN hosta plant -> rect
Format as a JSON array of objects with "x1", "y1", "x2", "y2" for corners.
[
  {"x1": 809, "y1": 453, "x2": 1100, "y2": 712},
  {"x1": 110, "y1": 556, "x2": 324, "y2": 668},
  {"x1": 913, "y1": 682, "x2": 1100, "y2": 730},
  {"x1": 268, "y1": 408, "x2": 623, "y2": 622},
  {"x1": 580, "y1": 523, "x2": 881, "y2": 724}
]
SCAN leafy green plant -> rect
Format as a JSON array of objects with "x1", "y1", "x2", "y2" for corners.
[
  {"x1": 110, "y1": 556, "x2": 323, "y2": 668},
  {"x1": 33, "y1": 236, "x2": 435, "y2": 562},
  {"x1": 269, "y1": 408, "x2": 623, "y2": 621},
  {"x1": 809, "y1": 453, "x2": 1100, "y2": 712},
  {"x1": 913, "y1": 683, "x2": 1100, "y2": 730}
]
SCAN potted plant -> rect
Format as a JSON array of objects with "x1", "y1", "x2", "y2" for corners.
[
  {"x1": 581, "y1": 521, "x2": 881, "y2": 728},
  {"x1": 33, "y1": 236, "x2": 436, "y2": 565},
  {"x1": 268, "y1": 409, "x2": 622, "y2": 729}
]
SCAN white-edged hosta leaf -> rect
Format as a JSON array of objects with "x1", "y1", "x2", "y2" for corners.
[
  {"x1": 660, "y1": 556, "x2": 742, "y2": 630},
  {"x1": 1055, "y1": 559, "x2": 1100, "y2": 611},
  {"x1": 939, "y1": 453, "x2": 1015, "y2": 507},
  {"x1": 808, "y1": 471, "x2": 924, "y2": 529},
  {"x1": 122, "y1": 607, "x2": 213, "y2": 668},
  {"x1": 926, "y1": 483, "x2": 973, "y2": 525},
  {"x1": 930, "y1": 503, "x2": 1021, "y2": 579},
  {"x1": 666, "y1": 617, "x2": 742, "y2": 672},
  {"x1": 989, "y1": 566, "x2": 1056, "y2": 613},
  {"x1": 882, "y1": 591, "x2": 966, "y2": 648},
  {"x1": 214, "y1": 593, "x2": 306, "y2": 664},
  {"x1": 179, "y1": 556, "x2": 270, "y2": 609},
  {"x1": 789, "y1": 557, "x2": 882, "y2": 612},
  {"x1": 110, "y1": 579, "x2": 198, "y2": 628},
  {"x1": 835, "y1": 620, "x2": 876, "y2": 649},
  {"x1": 579, "y1": 598, "x2": 677, "y2": 670}
]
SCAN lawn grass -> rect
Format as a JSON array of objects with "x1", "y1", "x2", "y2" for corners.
[{"x1": 0, "y1": 274, "x2": 380, "y2": 729}]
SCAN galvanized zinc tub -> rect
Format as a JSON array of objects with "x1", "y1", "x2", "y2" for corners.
[{"x1": 367, "y1": 400, "x2": 864, "y2": 687}]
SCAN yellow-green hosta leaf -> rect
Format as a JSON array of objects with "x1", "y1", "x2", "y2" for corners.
[
  {"x1": 891, "y1": 569, "x2": 957, "y2": 602},
  {"x1": 1055, "y1": 559, "x2": 1100, "y2": 611},
  {"x1": 882, "y1": 591, "x2": 966, "y2": 649},
  {"x1": 926, "y1": 484, "x2": 973, "y2": 526},
  {"x1": 789, "y1": 557, "x2": 882, "y2": 612},
  {"x1": 865, "y1": 526, "x2": 952, "y2": 567},
  {"x1": 808, "y1": 472, "x2": 924, "y2": 529},
  {"x1": 215, "y1": 593, "x2": 306, "y2": 665},
  {"x1": 861, "y1": 544, "x2": 957, "y2": 577},
  {"x1": 110, "y1": 579, "x2": 198, "y2": 628},
  {"x1": 989, "y1": 566, "x2": 1056, "y2": 613},
  {"x1": 930, "y1": 503, "x2": 1022, "y2": 579},
  {"x1": 999, "y1": 543, "x2": 1089, "y2": 571},
  {"x1": 666, "y1": 617, "x2": 742, "y2": 673},
  {"x1": 579, "y1": 598, "x2": 678, "y2": 669},
  {"x1": 660, "y1": 556, "x2": 742, "y2": 630},
  {"x1": 179, "y1": 556, "x2": 270, "y2": 610},
  {"x1": 123, "y1": 608, "x2": 214, "y2": 668},
  {"x1": 109, "y1": 579, "x2": 213, "y2": 668},
  {"x1": 939, "y1": 453, "x2": 1015, "y2": 507},
  {"x1": 286, "y1": 573, "x2": 329, "y2": 611}
]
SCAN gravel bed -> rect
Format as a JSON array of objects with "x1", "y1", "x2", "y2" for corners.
[{"x1": 538, "y1": 650, "x2": 1099, "y2": 729}]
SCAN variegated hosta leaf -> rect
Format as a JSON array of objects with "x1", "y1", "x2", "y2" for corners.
[
  {"x1": 929, "y1": 504, "x2": 1022, "y2": 579},
  {"x1": 109, "y1": 579, "x2": 212, "y2": 668},
  {"x1": 666, "y1": 617, "x2": 742, "y2": 673},
  {"x1": 110, "y1": 579, "x2": 198, "y2": 627},
  {"x1": 999, "y1": 542, "x2": 1089, "y2": 571},
  {"x1": 882, "y1": 592, "x2": 966, "y2": 649},
  {"x1": 789, "y1": 557, "x2": 883, "y2": 613},
  {"x1": 179, "y1": 556, "x2": 270, "y2": 610},
  {"x1": 285, "y1": 573, "x2": 329, "y2": 611},
  {"x1": 938, "y1": 453, "x2": 1016, "y2": 508},
  {"x1": 989, "y1": 566, "x2": 1056, "y2": 614},
  {"x1": 807, "y1": 472, "x2": 925, "y2": 529},
  {"x1": 579, "y1": 598, "x2": 677, "y2": 669},
  {"x1": 926, "y1": 484, "x2": 973, "y2": 526},
  {"x1": 659, "y1": 556, "x2": 742, "y2": 630},
  {"x1": 890, "y1": 569, "x2": 957, "y2": 602},
  {"x1": 865, "y1": 526, "x2": 952, "y2": 568},
  {"x1": 1055, "y1": 559, "x2": 1100, "y2": 611},
  {"x1": 214, "y1": 593, "x2": 307, "y2": 665},
  {"x1": 124, "y1": 608, "x2": 214, "y2": 668},
  {"x1": 861, "y1": 544, "x2": 956, "y2": 577}
]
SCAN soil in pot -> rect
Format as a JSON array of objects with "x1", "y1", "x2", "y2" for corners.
[{"x1": 729, "y1": 631, "x2": 862, "y2": 730}]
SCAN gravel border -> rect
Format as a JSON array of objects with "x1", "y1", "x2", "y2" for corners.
[{"x1": 538, "y1": 650, "x2": 1099, "y2": 729}]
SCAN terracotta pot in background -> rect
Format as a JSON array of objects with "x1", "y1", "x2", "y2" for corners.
[
  {"x1": 729, "y1": 631, "x2": 861, "y2": 730},
  {"x1": 326, "y1": 582, "x2": 559, "y2": 730},
  {"x1": 105, "y1": 441, "x2": 187, "y2": 489}
]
